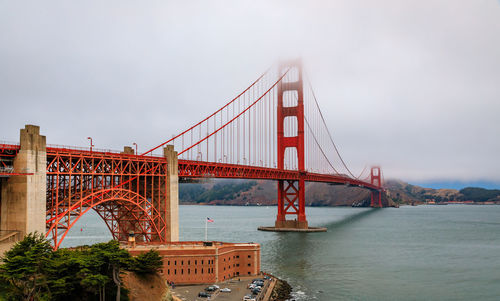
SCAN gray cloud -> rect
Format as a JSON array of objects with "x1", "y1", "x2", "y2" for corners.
[{"x1": 1, "y1": 0, "x2": 499, "y2": 183}]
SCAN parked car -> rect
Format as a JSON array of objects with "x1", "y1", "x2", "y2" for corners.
[
  {"x1": 248, "y1": 283, "x2": 256, "y2": 289},
  {"x1": 252, "y1": 279, "x2": 264, "y2": 286},
  {"x1": 205, "y1": 286, "x2": 216, "y2": 292},
  {"x1": 212, "y1": 284, "x2": 220, "y2": 290},
  {"x1": 198, "y1": 292, "x2": 211, "y2": 298},
  {"x1": 252, "y1": 288, "x2": 261, "y2": 295},
  {"x1": 243, "y1": 294, "x2": 256, "y2": 301},
  {"x1": 221, "y1": 287, "x2": 231, "y2": 293}
]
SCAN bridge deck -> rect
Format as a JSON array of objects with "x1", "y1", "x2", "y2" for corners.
[{"x1": 0, "y1": 143, "x2": 380, "y2": 191}]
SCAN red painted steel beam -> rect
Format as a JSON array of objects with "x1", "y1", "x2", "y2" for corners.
[
  {"x1": 178, "y1": 159, "x2": 381, "y2": 191},
  {"x1": 1, "y1": 144, "x2": 381, "y2": 191},
  {"x1": 0, "y1": 144, "x2": 20, "y2": 151}
]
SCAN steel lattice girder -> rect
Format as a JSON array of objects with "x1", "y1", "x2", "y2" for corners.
[
  {"x1": 0, "y1": 145, "x2": 19, "y2": 171},
  {"x1": 45, "y1": 148, "x2": 169, "y2": 249},
  {"x1": 178, "y1": 160, "x2": 380, "y2": 191},
  {"x1": 283, "y1": 180, "x2": 299, "y2": 214}
]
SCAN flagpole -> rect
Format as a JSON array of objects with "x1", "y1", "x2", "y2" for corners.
[{"x1": 205, "y1": 218, "x2": 208, "y2": 242}]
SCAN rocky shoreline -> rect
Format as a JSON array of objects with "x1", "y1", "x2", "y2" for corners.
[{"x1": 269, "y1": 277, "x2": 293, "y2": 301}]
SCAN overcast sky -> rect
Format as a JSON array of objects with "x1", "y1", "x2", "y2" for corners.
[{"x1": 1, "y1": 0, "x2": 499, "y2": 185}]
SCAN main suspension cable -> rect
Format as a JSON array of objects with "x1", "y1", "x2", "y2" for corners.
[
  {"x1": 305, "y1": 74, "x2": 357, "y2": 179},
  {"x1": 179, "y1": 68, "x2": 290, "y2": 156},
  {"x1": 141, "y1": 68, "x2": 270, "y2": 156}
]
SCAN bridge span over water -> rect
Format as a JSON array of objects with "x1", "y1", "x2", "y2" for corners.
[{"x1": 0, "y1": 61, "x2": 385, "y2": 249}]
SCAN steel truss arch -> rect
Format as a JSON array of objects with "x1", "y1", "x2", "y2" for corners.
[{"x1": 47, "y1": 188, "x2": 168, "y2": 249}]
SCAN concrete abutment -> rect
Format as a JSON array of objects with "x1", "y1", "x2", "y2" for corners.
[{"x1": 0, "y1": 125, "x2": 46, "y2": 251}]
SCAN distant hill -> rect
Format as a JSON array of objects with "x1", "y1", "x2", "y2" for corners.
[
  {"x1": 459, "y1": 187, "x2": 500, "y2": 202},
  {"x1": 384, "y1": 179, "x2": 462, "y2": 204},
  {"x1": 385, "y1": 180, "x2": 500, "y2": 204},
  {"x1": 179, "y1": 179, "x2": 500, "y2": 206}
]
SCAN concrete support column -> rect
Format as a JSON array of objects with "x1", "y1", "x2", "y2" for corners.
[
  {"x1": 122, "y1": 146, "x2": 134, "y2": 155},
  {"x1": 0, "y1": 125, "x2": 46, "y2": 237},
  {"x1": 164, "y1": 145, "x2": 179, "y2": 242}
]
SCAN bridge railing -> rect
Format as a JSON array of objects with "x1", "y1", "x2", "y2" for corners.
[
  {"x1": 46, "y1": 143, "x2": 165, "y2": 158},
  {"x1": 0, "y1": 141, "x2": 20, "y2": 150},
  {"x1": 47, "y1": 143, "x2": 121, "y2": 154},
  {"x1": 2, "y1": 140, "x2": 167, "y2": 160}
]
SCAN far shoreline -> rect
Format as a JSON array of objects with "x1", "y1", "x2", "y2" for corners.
[{"x1": 179, "y1": 202, "x2": 500, "y2": 207}]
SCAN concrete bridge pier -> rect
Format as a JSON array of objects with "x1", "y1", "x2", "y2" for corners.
[
  {"x1": 164, "y1": 145, "x2": 179, "y2": 242},
  {"x1": 0, "y1": 125, "x2": 46, "y2": 253}
]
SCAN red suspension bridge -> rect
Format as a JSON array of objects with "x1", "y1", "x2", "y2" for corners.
[{"x1": 0, "y1": 61, "x2": 385, "y2": 249}]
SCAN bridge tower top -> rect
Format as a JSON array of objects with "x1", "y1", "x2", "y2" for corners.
[
  {"x1": 277, "y1": 59, "x2": 304, "y2": 172},
  {"x1": 370, "y1": 166, "x2": 382, "y2": 188}
]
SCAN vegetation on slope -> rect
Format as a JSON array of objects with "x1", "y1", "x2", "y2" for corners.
[
  {"x1": 0, "y1": 233, "x2": 163, "y2": 301},
  {"x1": 179, "y1": 179, "x2": 500, "y2": 206},
  {"x1": 384, "y1": 180, "x2": 500, "y2": 204},
  {"x1": 459, "y1": 187, "x2": 500, "y2": 202},
  {"x1": 180, "y1": 180, "x2": 257, "y2": 204}
]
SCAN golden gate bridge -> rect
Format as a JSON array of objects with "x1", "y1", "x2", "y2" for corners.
[{"x1": 0, "y1": 60, "x2": 385, "y2": 249}]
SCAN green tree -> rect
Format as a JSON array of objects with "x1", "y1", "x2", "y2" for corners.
[
  {"x1": 44, "y1": 248, "x2": 82, "y2": 300},
  {"x1": 45, "y1": 247, "x2": 110, "y2": 301},
  {"x1": 79, "y1": 273, "x2": 109, "y2": 301},
  {"x1": 1, "y1": 237, "x2": 155, "y2": 301},
  {"x1": 0, "y1": 232, "x2": 52, "y2": 300},
  {"x1": 89, "y1": 241, "x2": 133, "y2": 301},
  {"x1": 131, "y1": 249, "x2": 163, "y2": 275}
]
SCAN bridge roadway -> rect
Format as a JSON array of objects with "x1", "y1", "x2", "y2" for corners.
[{"x1": 1, "y1": 143, "x2": 380, "y2": 191}]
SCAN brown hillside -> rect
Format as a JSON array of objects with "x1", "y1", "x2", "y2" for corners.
[
  {"x1": 123, "y1": 272, "x2": 173, "y2": 301},
  {"x1": 384, "y1": 179, "x2": 462, "y2": 204}
]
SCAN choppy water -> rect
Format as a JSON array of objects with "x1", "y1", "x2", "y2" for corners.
[{"x1": 63, "y1": 205, "x2": 500, "y2": 301}]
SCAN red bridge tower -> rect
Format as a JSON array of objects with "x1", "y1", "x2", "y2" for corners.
[
  {"x1": 370, "y1": 166, "x2": 383, "y2": 207},
  {"x1": 275, "y1": 61, "x2": 308, "y2": 230}
]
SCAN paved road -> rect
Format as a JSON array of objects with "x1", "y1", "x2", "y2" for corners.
[{"x1": 171, "y1": 277, "x2": 268, "y2": 301}]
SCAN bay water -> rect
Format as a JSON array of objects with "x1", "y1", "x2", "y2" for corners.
[{"x1": 62, "y1": 205, "x2": 500, "y2": 300}]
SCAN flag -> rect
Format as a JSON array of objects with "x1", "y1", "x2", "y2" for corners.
[{"x1": 207, "y1": 217, "x2": 214, "y2": 223}]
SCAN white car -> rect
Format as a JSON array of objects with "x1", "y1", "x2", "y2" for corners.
[
  {"x1": 212, "y1": 284, "x2": 220, "y2": 290},
  {"x1": 221, "y1": 288, "x2": 231, "y2": 293},
  {"x1": 243, "y1": 295, "x2": 256, "y2": 301}
]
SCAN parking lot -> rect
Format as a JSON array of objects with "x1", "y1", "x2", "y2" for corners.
[{"x1": 171, "y1": 276, "x2": 269, "y2": 301}]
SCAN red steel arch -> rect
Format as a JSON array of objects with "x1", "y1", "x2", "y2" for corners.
[
  {"x1": 45, "y1": 146, "x2": 170, "y2": 249},
  {"x1": 47, "y1": 188, "x2": 167, "y2": 249}
]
